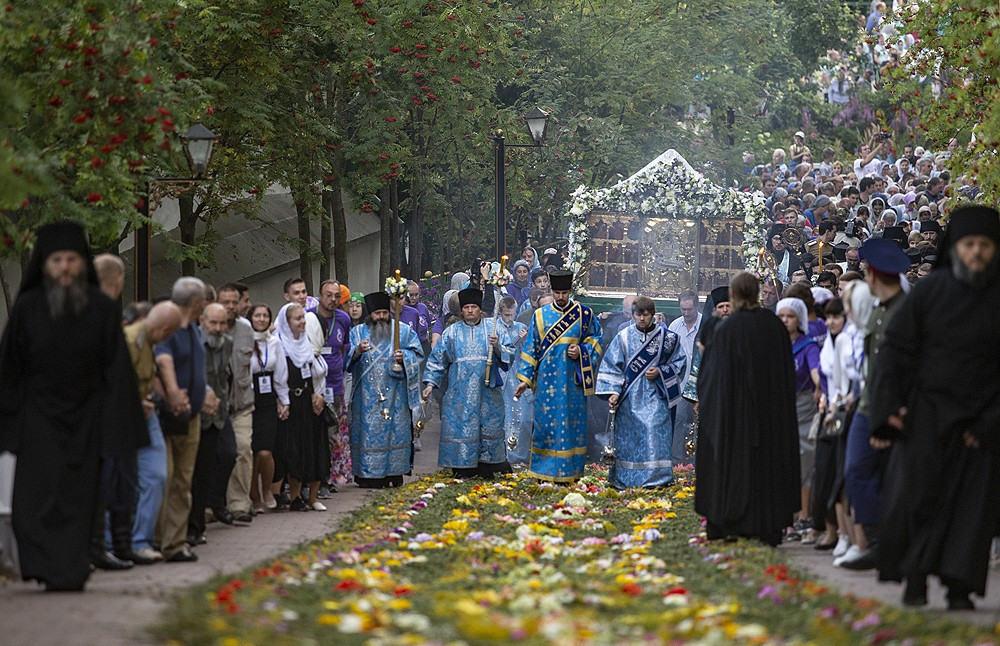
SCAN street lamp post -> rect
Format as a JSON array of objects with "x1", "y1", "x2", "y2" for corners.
[
  {"x1": 494, "y1": 107, "x2": 549, "y2": 260},
  {"x1": 134, "y1": 124, "x2": 217, "y2": 302}
]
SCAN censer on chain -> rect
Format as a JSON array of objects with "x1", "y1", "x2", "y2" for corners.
[
  {"x1": 601, "y1": 401, "x2": 618, "y2": 464},
  {"x1": 376, "y1": 386, "x2": 390, "y2": 420},
  {"x1": 414, "y1": 396, "x2": 431, "y2": 438},
  {"x1": 685, "y1": 409, "x2": 698, "y2": 457},
  {"x1": 506, "y1": 394, "x2": 521, "y2": 450}
]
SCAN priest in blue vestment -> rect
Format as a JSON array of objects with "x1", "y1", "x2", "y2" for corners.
[
  {"x1": 514, "y1": 270, "x2": 602, "y2": 482},
  {"x1": 423, "y1": 288, "x2": 515, "y2": 478},
  {"x1": 347, "y1": 292, "x2": 423, "y2": 488},
  {"x1": 596, "y1": 296, "x2": 687, "y2": 489}
]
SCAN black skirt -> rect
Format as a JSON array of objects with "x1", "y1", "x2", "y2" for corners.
[
  {"x1": 252, "y1": 371, "x2": 278, "y2": 452},
  {"x1": 277, "y1": 358, "x2": 329, "y2": 482}
]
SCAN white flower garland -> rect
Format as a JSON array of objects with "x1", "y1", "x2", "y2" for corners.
[{"x1": 564, "y1": 158, "x2": 767, "y2": 294}]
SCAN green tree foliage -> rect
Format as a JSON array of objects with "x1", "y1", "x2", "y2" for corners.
[
  {"x1": 884, "y1": 0, "x2": 1000, "y2": 203},
  {"x1": 779, "y1": 0, "x2": 856, "y2": 69},
  {"x1": 0, "y1": 0, "x2": 200, "y2": 258},
  {"x1": 2, "y1": 0, "x2": 863, "y2": 283}
]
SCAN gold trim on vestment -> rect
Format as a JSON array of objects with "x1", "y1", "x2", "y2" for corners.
[
  {"x1": 530, "y1": 445, "x2": 587, "y2": 458},
  {"x1": 516, "y1": 372, "x2": 535, "y2": 389},
  {"x1": 526, "y1": 470, "x2": 583, "y2": 483},
  {"x1": 581, "y1": 336, "x2": 602, "y2": 355},
  {"x1": 519, "y1": 351, "x2": 538, "y2": 367}
]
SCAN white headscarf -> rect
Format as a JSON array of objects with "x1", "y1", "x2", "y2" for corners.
[
  {"x1": 276, "y1": 302, "x2": 316, "y2": 368},
  {"x1": 776, "y1": 297, "x2": 809, "y2": 336},
  {"x1": 843, "y1": 280, "x2": 875, "y2": 330},
  {"x1": 450, "y1": 272, "x2": 469, "y2": 292},
  {"x1": 441, "y1": 289, "x2": 458, "y2": 319}
]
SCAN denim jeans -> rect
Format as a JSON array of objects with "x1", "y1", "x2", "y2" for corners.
[{"x1": 132, "y1": 415, "x2": 167, "y2": 551}]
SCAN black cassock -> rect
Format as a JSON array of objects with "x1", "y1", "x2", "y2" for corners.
[
  {"x1": 0, "y1": 285, "x2": 145, "y2": 589},
  {"x1": 694, "y1": 308, "x2": 800, "y2": 546},
  {"x1": 870, "y1": 269, "x2": 1000, "y2": 596}
]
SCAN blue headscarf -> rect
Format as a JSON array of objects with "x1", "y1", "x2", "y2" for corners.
[{"x1": 523, "y1": 246, "x2": 541, "y2": 271}]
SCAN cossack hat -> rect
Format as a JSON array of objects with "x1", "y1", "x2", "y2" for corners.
[{"x1": 458, "y1": 288, "x2": 483, "y2": 308}]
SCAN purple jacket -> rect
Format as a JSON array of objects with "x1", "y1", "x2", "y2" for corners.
[{"x1": 313, "y1": 308, "x2": 352, "y2": 397}]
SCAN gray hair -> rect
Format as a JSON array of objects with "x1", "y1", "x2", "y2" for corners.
[{"x1": 171, "y1": 276, "x2": 207, "y2": 307}]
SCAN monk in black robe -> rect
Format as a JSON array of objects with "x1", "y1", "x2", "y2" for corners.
[
  {"x1": 0, "y1": 221, "x2": 146, "y2": 591},
  {"x1": 869, "y1": 205, "x2": 1000, "y2": 610},
  {"x1": 695, "y1": 272, "x2": 800, "y2": 547}
]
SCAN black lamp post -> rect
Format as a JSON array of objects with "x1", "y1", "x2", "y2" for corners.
[
  {"x1": 134, "y1": 124, "x2": 217, "y2": 301},
  {"x1": 494, "y1": 106, "x2": 549, "y2": 260}
]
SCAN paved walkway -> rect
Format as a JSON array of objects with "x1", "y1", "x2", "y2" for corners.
[
  {"x1": 783, "y1": 540, "x2": 1000, "y2": 626},
  {"x1": 0, "y1": 420, "x2": 442, "y2": 646}
]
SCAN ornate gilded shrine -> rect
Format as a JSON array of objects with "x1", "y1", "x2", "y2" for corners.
[
  {"x1": 565, "y1": 149, "x2": 766, "y2": 299},
  {"x1": 584, "y1": 212, "x2": 747, "y2": 297}
]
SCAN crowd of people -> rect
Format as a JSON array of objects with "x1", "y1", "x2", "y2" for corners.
[
  {"x1": 2, "y1": 193, "x2": 999, "y2": 616},
  {"x1": 694, "y1": 203, "x2": 1000, "y2": 613}
]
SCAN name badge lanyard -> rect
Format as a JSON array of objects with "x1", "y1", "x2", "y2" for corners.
[{"x1": 257, "y1": 343, "x2": 269, "y2": 373}]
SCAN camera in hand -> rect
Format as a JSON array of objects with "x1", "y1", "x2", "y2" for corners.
[{"x1": 874, "y1": 131, "x2": 892, "y2": 142}]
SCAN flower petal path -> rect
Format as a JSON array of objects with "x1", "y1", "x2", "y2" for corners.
[{"x1": 157, "y1": 465, "x2": 1000, "y2": 645}]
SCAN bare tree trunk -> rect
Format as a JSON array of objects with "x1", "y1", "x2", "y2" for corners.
[
  {"x1": 389, "y1": 179, "x2": 401, "y2": 270},
  {"x1": 320, "y1": 191, "x2": 332, "y2": 282},
  {"x1": 411, "y1": 186, "x2": 424, "y2": 275},
  {"x1": 293, "y1": 193, "x2": 313, "y2": 295},
  {"x1": 378, "y1": 185, "x2": 391, "y2": 279},
  {"x1": 0, "y1": 261, "x2": 12, "y2": 316},
  {"x1": 330, "y1": 182, "x2": 348, "y2": 285},
  {"x1": 178, "y1": 193, "x2": 197, "y2": 277}
]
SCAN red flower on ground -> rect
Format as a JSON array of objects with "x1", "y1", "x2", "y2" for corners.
[{"x1": 621, "y1": 583, "x2": 643, "y2": 596}]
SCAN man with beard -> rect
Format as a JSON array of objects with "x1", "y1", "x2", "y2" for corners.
[
  {"x1": 187, "y1": 303, "x2": 236, "y2": 545},
  {"x1": 514, "y1": 270, "x2": 603, "y2": 482},
  {"x1": 422, "y1": 288, "x2": 514, "y2": 478},
  {"x1": 347, "y1": 292, "x2": 423, "y2": 488},
  {"x1": 0, "y1": 222, "x2": 145, "y2": 590},
  {"x1": 869, "y1": 205, "x2": 1000, "y2": 610},
  {"x1": 695, "y1": 272, "x2": 800, "y2": 546},
  {"x1": 217, "y1": 284, "x2": 255, "y2": 523},
  {"x1": 597, "y1": 297, "x2": 687, "y2": 489}
]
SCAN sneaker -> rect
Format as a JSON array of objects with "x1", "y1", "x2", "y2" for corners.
[
  {"x1": 134, "y1": 547, "x2": 164, "y2": 563},
  {"x1": 414, "y1": 437, "x2": 423, "y2": 452},
  {"x1": 833, "y1": 544, "x2": 861, "y2": 567},
  {"x1": 290, "y1": 497, "x2": 308, "y2": 512},
  {"x1": 832, "y1": 534, "x2": 851, "y2": 558},
  {"x1": 311, "y1": 502, "x2": 327, "y2": 511},
  {"x1": 801, "y1": 529, "x2": 818, "y2": 545},
  {"x1": 784, "y1": 527, "x2": 801, "y2": 542},
  {"x1": 317, "y1": 485, "x2": 332, "y2": 500}
]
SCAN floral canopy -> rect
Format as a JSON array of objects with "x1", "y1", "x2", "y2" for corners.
[{"x1": 564, "y1": 150, "x2": 767, "y2": 295}]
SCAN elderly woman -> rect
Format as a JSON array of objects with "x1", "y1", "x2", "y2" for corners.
[
  {"x1": 275, "y1": 303, "x2": 329, "y2": 512},
  {"x1": 776, "y1": 296, "x2": 822, "y2": 542}
]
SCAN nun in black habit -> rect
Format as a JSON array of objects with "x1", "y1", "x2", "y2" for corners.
[
  {"x1": 0, "y1": 222, "x2": 146, "y2": 591},
  {"x1": 695, "y1": 272, "x2": 800, "y2": 547},
  {"x1": 869, "y1": 205, "x2": 1000, "y2": 610}
]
